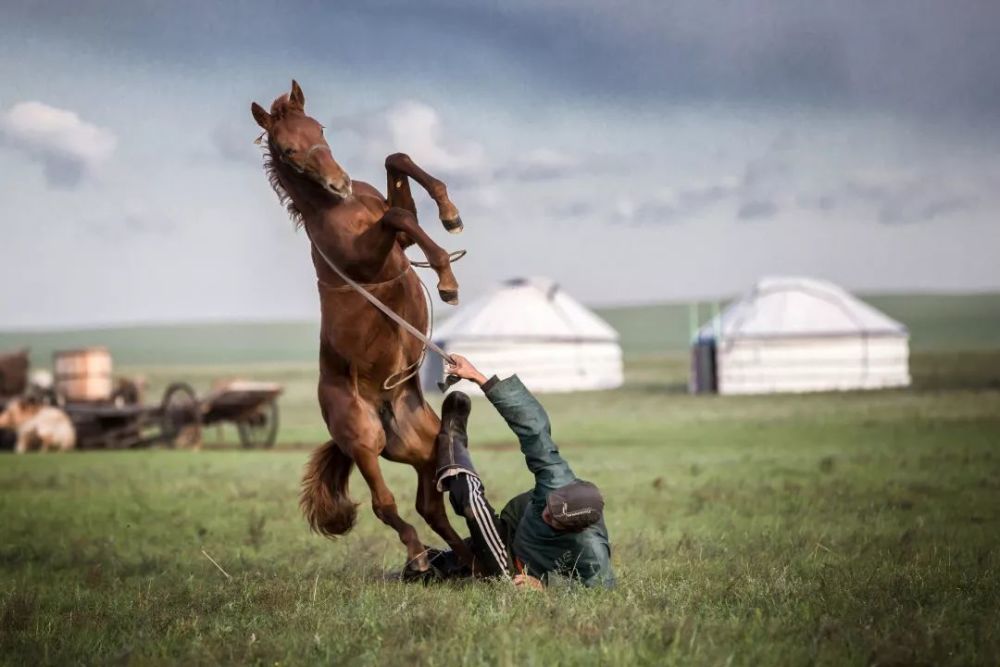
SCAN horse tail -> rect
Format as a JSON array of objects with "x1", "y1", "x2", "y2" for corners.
[{"x1": 300, "y1": 440, "x2": 358, "y2": 537}]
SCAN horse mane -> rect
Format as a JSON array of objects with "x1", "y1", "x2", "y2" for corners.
[
  {"x1": 263, "y1": 150, "x2": 304, "y2": 229},
  {"x1": 260, "y1": 94, "x2": 304, "y2": 229}
]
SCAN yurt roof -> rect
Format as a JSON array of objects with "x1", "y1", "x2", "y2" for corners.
[
  {"x1": 434, "y1": 277, "x2": 619, "y2": 343},
  {"x1": 696, "y1": 276, "x2": 908, "y2": 342}
]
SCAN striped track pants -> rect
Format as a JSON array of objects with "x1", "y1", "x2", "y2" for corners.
[{"x1": 443, "y1": 473, "x2": 510, "y2": 577}]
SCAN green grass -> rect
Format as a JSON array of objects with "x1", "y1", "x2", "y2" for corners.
[
  {"x1": 2, "y1": 352, "x2": 999, "y2": 665},
  {"x1": 865, "y1": 293, "x2": 1000, "y2": 352}
]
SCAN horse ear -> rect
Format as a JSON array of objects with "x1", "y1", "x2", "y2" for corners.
[
  {"x1": 289, "y1": 80, "x2": 305, "y2": 110},
  {"x1": 251, "y1": 102, "x2": 273, "y2": 131}
]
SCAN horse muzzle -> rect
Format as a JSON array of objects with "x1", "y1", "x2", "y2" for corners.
[{"x1": 323, "y1": 175, "x2": 352, "y2": 199}]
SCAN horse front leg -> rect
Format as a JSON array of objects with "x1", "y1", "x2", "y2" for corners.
[
  {"x1": 380, "y1": 207, "x2": 460, "y2": 305},
  {"x1": 385, "y1": 153, "x2": 463, "y2": 234}
]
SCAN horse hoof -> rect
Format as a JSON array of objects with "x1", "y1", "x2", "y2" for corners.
[
  {"x1": 439, "y1": 289, "x2": 459, "y2": 306},
  {"x1": 441, "y1": 215, "x2": 463, "y2": 234},
  {"x1": 400, "y1": 566, "x2": 436, "y2": 584},
  {"x1": 401, "y1": 556, "x2": 435, "y2": 584}
]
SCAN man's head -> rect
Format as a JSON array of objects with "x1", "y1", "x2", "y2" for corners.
[{"x1": 541, "y1": 480, "x2": 605, "y2": 532}]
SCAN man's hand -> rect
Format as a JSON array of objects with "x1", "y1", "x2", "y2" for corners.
[
  {"x1": 446, "y1": 354, "x2": 488, "y2": 387},
  {"x1": 513, "y1": 574, "x2": 544, "y2": 591}
]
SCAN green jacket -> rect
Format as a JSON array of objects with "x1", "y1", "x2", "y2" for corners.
[{"x1": 483, "y1": 375, "x2": 615, "y2": 588}]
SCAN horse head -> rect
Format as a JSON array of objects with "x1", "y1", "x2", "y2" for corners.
[{"x1": 251, "y1": 80, "x2": 352, "y2": 200}]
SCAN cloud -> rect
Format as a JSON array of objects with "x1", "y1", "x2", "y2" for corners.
[
  {"x1": 612, "y1": 131, "x2": 989, "y2": 228},
  {"x1": 334, "y1": 100, "x2": 486, "y2": 180},
  {"x1": 496, "y1": 148, "x2": 580, "y2": 183},
  {"x1": 839, "y1": 172, "x2": 981, "y2": 225},
  {"x1": 0, "y1": 101, "x2": 116, "y2": 188},
  {"x1": 613, "y1": 179, "x2": 738, "y2": 225},
  {"x1": 332, "y1": 99, "x2": 589, "y2": 193},
  {"x1": 614, "y1": 132, "x2": 798, "y2": 226},
  {"x1": 737, "y1": 200, "x2": 779, "y2": 221}
]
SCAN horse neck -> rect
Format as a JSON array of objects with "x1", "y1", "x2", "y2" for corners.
[
  {"x1": 273, "y1": 162, "x2": 331, "y2": 222},
  {"x1": 270, "y1": 157, "x2": 407, "y2": 285}
]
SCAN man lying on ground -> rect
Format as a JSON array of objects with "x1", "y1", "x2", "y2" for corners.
[{"x1": 431, "y1": 354, "x2": 614, "y2": 589}]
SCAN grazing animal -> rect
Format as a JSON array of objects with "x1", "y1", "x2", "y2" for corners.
[
  {"x1": 251, "y1": 80, "x2": 471, "y2": 573},
  {"x1": 0, "y1": 397, "x2": 76, "y2": 453}
]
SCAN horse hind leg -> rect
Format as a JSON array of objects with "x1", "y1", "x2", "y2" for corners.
[
  {"x1": 385, "y1": 153, "x2": 463, "y2": 234},
  {"x1": 387, "y1": 392, "x2": 473, "y2": 566},
  {"x1": 416, "y1": 464, "x2": 473, "y2": 566}
]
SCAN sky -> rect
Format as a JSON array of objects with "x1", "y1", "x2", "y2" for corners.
[{"x1": 1, "y1": 0, "x2": 999, "y2": 329}]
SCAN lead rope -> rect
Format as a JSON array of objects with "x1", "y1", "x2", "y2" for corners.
[
  {"x1": 381, "y1": 277, "x2": 433, "y2": 391},
  {"x1": 304, "y1": 225, "x2": 463, "y2": 391}
]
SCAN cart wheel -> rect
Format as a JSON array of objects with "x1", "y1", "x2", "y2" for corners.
[
  {"x1": 238, "y1": 398, "x2": 279, "y2": 449},
  {"x1": 161, "y1": 382, "x2": 201, "y2": 448}
]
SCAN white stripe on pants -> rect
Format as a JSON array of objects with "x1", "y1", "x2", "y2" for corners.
[{"x1": 465, "y1": 475, "x2": 509, "y2": 575}]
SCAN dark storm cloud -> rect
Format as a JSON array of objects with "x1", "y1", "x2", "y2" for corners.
[{"x1": 6, "y1": 1, "x2": 1000, "y2": 121}]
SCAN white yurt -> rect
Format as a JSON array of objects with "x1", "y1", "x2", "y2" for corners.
[
  {"x1": 691, "y1": 276, "x2": 911, "y2": 395},
  {"x1": 422, "y1": 277, "x2": 623, "y2": 394}
]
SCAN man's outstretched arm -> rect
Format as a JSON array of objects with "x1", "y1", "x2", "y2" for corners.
[{"x1": 446, "y1": 356, "x2": 576, "y2": 500}]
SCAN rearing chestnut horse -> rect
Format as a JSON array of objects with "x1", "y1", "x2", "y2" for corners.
[{"x1": 251, "y1": 81, "x2": 471, "y2": 573}]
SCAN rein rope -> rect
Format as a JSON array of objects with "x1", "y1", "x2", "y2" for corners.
[{"x1": 304, "y1": 225, "x2": 461, "y2": 391}]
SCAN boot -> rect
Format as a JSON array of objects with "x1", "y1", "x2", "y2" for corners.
[{"x1": 435, "y1": 391, "x2": 477, "y2": 490}]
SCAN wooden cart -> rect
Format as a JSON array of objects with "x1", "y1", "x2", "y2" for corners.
[
  {"x1": 200, "y1": 381, "x2": 283, "y2": 448},
  {"x1": 65, "y1": 381, "x2": 283, "y2": 450}
]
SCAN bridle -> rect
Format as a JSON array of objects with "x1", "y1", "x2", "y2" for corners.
[
  {"x1": 279, "y1": 143, "x2": 331, "y2": 174},
  {"x1": 305, "y1": 143, "x2": 330, "y2": 158}
]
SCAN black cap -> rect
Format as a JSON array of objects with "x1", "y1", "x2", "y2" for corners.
[{"x1": 545, "y1": 480, "x2": 604, "y2": 531}]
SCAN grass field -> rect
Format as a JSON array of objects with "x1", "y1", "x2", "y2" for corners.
[{"x1": 2, "y1": 348, "x2": 1000, "y2": 665}]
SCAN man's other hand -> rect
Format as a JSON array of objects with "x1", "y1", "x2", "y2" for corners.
[
  {"x1": 446, "y1": 354, "x2": 488, "y2": 386},
  {"x1": 513, "y1": 574, "x2": 544, "y2": 591}
]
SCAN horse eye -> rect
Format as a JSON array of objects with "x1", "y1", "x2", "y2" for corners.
[{"x1": 284, "y1": 147, "x2": 296, "y2": 156}]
